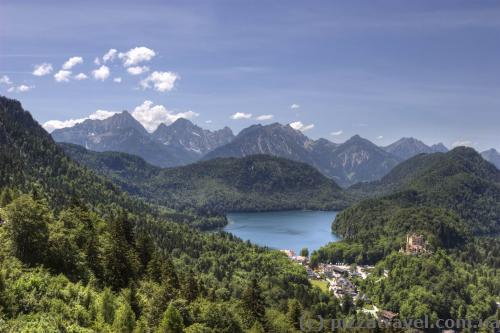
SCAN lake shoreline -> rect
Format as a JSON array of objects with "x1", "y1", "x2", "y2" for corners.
[{"x1": 224, "y1": 210, "x2": 341, "y2": 254}]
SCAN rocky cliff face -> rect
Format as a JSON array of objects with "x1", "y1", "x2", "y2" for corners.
[{"x1": 51, "y1": 114, "x2": 234, "y2": 167}]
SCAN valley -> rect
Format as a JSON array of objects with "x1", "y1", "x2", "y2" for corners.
[
  {"x1": 1, "y1": 96, "x2": 499, "y2": 332},
  {"x1": 2, "y1": 2, "x2": 500, "y2": 331},
  {"x1": 54, "y1": 112, "x2": 499, "y2": 187}
]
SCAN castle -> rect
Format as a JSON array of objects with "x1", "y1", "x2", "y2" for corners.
[{"x1": 401, "y1": 233, "x2": 427, "y2": 254}]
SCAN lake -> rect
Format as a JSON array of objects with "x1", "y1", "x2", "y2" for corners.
[{"x1": 224, "y1": 210, "x2": 340, "y2": 254}]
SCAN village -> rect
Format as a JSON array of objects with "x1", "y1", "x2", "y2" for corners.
[{"x1": 281, "y1": 233, "x2": 431, "y2": 323}]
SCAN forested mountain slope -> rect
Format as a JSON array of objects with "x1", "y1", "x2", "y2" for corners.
[
  {"x1": 315, "y1": 147, "x2": 500, "y2": 265},
  {"x1": 312, "y1": 147, "x2": 500, "y2": 323},
  {"x1": 0, "y1": 96, "x2": 347, "y2": 332},
  {"x1": 61, "y1": 143, "x2": 349, "y2": 215},
  {"x1": 0, "y1": 96, "x2": 149, "y2": 214}
]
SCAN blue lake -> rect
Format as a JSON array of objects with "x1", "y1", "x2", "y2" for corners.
[{"x1": 224, "y1": 210, "x2": 341, "y2": 254}]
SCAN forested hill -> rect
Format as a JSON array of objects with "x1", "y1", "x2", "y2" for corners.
[
  {"x1": 350, "y1": 147, "x2": 500, "y2": 196},
  {"x1": 0, "y1": 96, "x2": 149, "y2": 214},
  {"x1": 312, "y1": 147, "x2": 500, "y2": 323},
  {"x1": 61, "y1": 142, "x2": 349, "y2": 215},
  {"x1": 314, "y1": 147, "x2": 500, "y2": 265}
]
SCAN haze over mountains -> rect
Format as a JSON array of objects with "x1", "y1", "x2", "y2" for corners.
[
  {"x1": 481, "y1": 148, "x2": 500, "y2": 169},
  {"x1": 51, "y1": 111, "x2": 498, "y2": 187},
  {"x1": 51, "y1": 112, "x2": 235, "y2": 167},
  {"x1": 382, "y1": 137, "x2": 448, "y2": 160}
]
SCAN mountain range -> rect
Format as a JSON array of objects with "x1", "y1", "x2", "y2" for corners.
[
  {"x1": 51, "y1": 112, "x2": 234, "y2": 167},
  {"x1": 382, "y1": 137, "x2": 448, "y2": 160},
  {"x1": 52, "y1": 111, "x2": 499, "y2": 187}
]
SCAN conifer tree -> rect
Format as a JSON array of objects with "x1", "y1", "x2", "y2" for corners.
[
  {"x1": 181, "y1": 270, "x2": 199, "y2": 302},
  {"x1": 157, "y1": 303, "x2": 184, "y2": 333},
  {"x1": 287, "y1": 298, "x2": 303, "y2": 330},
  {"x1": 99, "y1": 288, "x2": 116, "y2": 325},
  {"x1": 102, "y1": 215, "x2": 139, "y2": 290},
  {"x1": 242, "y1": 277, "x2": 265, "y2": 322},
  {"x1": 3, "y1": 194, "x2": 51, "y2": 265},
  {"x1": 113, "y1": 302, "x2": 136, "y2": 333}
]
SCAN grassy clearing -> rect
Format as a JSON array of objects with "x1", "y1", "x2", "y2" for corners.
[{"x1": 310, "y1": 279, "x2": 329, "y2": 293}]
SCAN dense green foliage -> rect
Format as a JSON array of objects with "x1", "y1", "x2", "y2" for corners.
[
  {"x1": 311, "y1": 147, "x2": 500, "y2": 325},
  {"x1": 360, "y1": 251, "x2": 500, "y2": 323},
  {"x1": 0, "y1": 96, "x2": 358, "y2": 332},
  {"x1": 61, "y1": 143, "x2": 348, "y2": 216},
  {"x1": 347, "y1": 148, "x2": 500, "y2": 235},
  {"x1": 0, "y1": 192, "x2": 348, "y2": 332},
  {"x1": 316, "y1": 147, "x2": 500, "y2": 265},
  {"x1": 0, "y1": 97, "x2": 149, "y2": 215},
  {"x1": 1, "y1": 95, "x2": 499, "y2": 330}
]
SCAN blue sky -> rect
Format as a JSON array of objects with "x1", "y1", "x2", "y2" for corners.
[{"x1": 1, "y1": 0, "x2": 499, "y2": 150}]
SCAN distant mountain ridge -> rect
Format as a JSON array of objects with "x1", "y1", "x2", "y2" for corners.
[
  {"x1": 383, "y1": 137, "x2": 448, "y2": 160},
  {"x1": 482, "y1": 148, "x2": 500, "y2": 169},
  {"x1": 204, "y1": 124, "x2": 402, "y2": 187},
  {"x1": 52, "y1": 112, "x2": 235, "y2": 167},
  {"x1": 52, "y1": 114, "x2": 464, "y2": 187},
  {"x1": 152, "y1": 118, "x2": 234, "y2": 155}
]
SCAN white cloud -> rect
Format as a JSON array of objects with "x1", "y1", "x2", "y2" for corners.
[
  {"x1": 290, "y1": 121, "x2": 314, "y2": 132},
  {"x1": 127, "y1": 66, "x2": 149, "y2": 75},
  {"x1": 290, "y1": 104, "x2": 300, "y2": 109},
  {"x1": 119, "y1": 47, "x2": 156, "y2": 66},
  {"x1": 94, "y1": 57, "x2": 101, "y2": 65},
  {"x1": 140, "y1": 71, "x2": 178, "y2": 92},
  {"x1": 42, "y1": 109, "x2": 117, "y2": 133},
  {"x1": 256, "y1": 114, "x2": 273, "y2": 121},
  {"x1": 7, "y1": 84, "x2": 34, "y2": 93},
  {"x1": 92, "y1": 65, "x2": 110, "y2": 81},
  {"x1": 54, "y1": 70, "x2": 72, "y2": 82},
  {"x1": 113, "y1": 77, "x2": 122, "y2": 83},
  {"x1": 89, "y1": 110, "x2": 117, "y2": 120},
  {"x1": 62, "y1": 56, "x2": 83, "y2": 70},
  {"x1": 331, "y1": 130, "x2": 343, "y2": 136},
  {"x1": 42, "y1": 101, "x2": 199, "y2": 134},
  {"x1": 32, "y1": 63, "x2": 53, "y2": 76},
  {"x1": 0, "y1": 75, "x2": 12, "y2": 85},
  {"x1": 205, "y1": 120, "x2": 212, "y2": 124},
  {"x1": 132, "y1": 100, "x2": 199, "y2": 132},
  {"x1": 74, "y1": 73, "x2": 88, "y2": 80},
  {"x1": 377, "y1": 135, "x2": 384, "y2": 140},
  {"x1": 103, "y1": 49, "x2": 118, "y2": 63},
  {"x1": 231, "y1": 112, "x2": 252, "y2": 120},
  {"x1": 452, "y1": 140, "x2": 473, "y2": 148}
]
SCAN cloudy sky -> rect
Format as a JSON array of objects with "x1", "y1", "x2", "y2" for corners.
[{"x1": 1, "y1": 0, "x2": 499, "y2": 150}]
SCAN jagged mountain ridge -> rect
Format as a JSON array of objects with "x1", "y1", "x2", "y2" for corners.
[
  {"x1": 51, "y1": 112, "x2": 235, "y2": 167},
  {"x1": 203, "y1": 125, "x2": 402, "y2": 187},
  {"x1": 52, "y1": 114, "x2": 463, "y2": 187},
  {"x1": 152, "y1": 118, "x2": 234, "y2": 155},
  {"x1": 383, "y1": 137, "x2": 448, "y2": 160}
]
